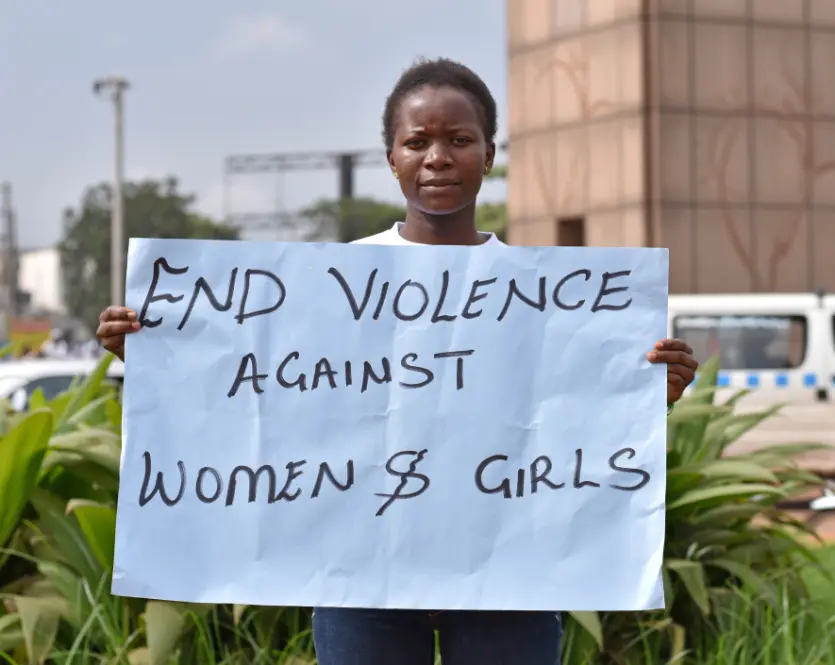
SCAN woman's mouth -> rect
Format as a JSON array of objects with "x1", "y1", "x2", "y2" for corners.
[{"x1": 420, "y1": 179, "x2": 461, "y2": 192}]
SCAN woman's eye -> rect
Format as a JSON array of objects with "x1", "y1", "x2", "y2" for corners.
[{"x1": 453, "y1": 137, "x2": 471, "y2": 145}]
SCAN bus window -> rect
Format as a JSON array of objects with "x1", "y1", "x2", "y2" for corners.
[{"x1": 672, "y1": 315, "x2": 807, "y2": 370}]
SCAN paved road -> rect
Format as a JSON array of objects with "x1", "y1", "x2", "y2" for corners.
[{"x1": 720, "y1": 398, "x2": 835, "y2": 473}]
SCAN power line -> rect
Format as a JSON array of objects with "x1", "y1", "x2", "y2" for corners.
[
  {"x1": 222, "y1": 149, "x2": 388, "y2": 235},
  {"x1": 224, "y1": 149, "x2": 388, "y2": 175}
]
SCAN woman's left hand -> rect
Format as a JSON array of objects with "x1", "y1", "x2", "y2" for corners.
[{"x1": 647, "y1": 338, "x2": 699, "y2": 405}]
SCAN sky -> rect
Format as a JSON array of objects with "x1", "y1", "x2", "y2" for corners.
[{"x1": 0, "y1": 0, "x2": 509, "y2": 249}]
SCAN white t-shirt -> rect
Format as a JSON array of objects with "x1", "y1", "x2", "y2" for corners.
[{"x1": 351, "y1": 221, "x2": 505, "y2": 246}]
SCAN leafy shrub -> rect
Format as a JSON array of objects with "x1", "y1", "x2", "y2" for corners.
[
  {"x1": 0, "y1": 356, "x2": 315, "y2": 664},
  {"x1": 561, "y1": 355, "x2": 831, "y2": 664},
  {"x1": 1, "y1": 354, "x2": 830, "y2": 664}
]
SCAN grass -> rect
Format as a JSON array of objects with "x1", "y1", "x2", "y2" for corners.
[
  {"x1": 803, "y1": 543, "x2": 835, "y2": 614},
  {"x1": 4, "y1": 547, "x2": 835, "y2": 665},
  {"x1": 692, "y1": 585, "x2": 835, "y2": 664},
  {"x1": 3, "y1": 544, "x2": 835, "y2": 665},
  {"x1": 1, "y1": 606, "x2": 318, "y2": 665},
  {"x1": 674, "y1": 543, "x2": 835, "y2": 665},
  {"x1": 3, "y1": 562, "x2": 835, "y2": 665}
]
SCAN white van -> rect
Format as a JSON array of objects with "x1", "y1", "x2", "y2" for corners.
[
  {"x1": 668, "y1": 292, "x2": 832, "y2": 405},
  {"x1": 0, "y1": 358, "x2": 125, "y2": 411},
  {"x1": 824, "y1": 293, "x2": 835, "y2": 399}
]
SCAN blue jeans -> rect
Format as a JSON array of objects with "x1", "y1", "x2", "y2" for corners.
[{"x1": 312, "y1": 608, "x2": 562, "y2": 665}]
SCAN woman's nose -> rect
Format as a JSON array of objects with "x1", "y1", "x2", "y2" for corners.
[{"x1": 424, "y1": 144, "x2": 452, "y2": 170}]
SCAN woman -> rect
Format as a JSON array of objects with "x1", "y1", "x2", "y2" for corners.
[{"x1": 97, "y1": 57, "x2": 698, "y2": 665}]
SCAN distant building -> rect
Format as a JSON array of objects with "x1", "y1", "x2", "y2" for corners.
[
  {"x1": 19, "y1": 246, "x2": 65, "y2": 313},
  {"x1": 506, "y1": 0, "x2": 835, "y2": 293}
]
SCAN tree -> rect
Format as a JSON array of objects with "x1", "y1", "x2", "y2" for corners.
[
  {"x1": 299, "y1": 196, "x2": 508, "y2": 243},
  {"x1": 475, "y1": 202, "x2": 508, "y2": 242},
  {"x1": 60, "y1": 177, "x2": 239, "y2": 330},
  {"x1": 298, "y1": 197, "x2": 407, "y2": 243},
  {"x1": 481, "y1": 163, "x2": 509, "y2": 241},
  {"x1": 485, "y1": 164, "x2": 508, "y2": 180}
]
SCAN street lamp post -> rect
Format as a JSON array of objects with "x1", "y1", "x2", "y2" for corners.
[{"x1": 93, "y1": 76, "x2": 130, "y2": 307}]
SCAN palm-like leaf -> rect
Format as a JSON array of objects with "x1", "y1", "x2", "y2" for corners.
[{"x1": 562, "y1": 354, "x2": 830, "y2": 663}]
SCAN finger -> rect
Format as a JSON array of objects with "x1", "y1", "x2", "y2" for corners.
[
  {"x1": 667, "y1": 364, "x2": 696, "y2": 384},
  {"x1": 99, "y1": 306, "x2": 137, "y2": 323},
  {"x1": 666, "y1": 378, "x2": 688, "y2": 404},
  {"x1": 99, "y1": 306, "x2": 136, "y2": 324},
  {"x1": 654, "y1": 338, "x2": 693, "y2": 355},
  {"x1": 647, "y1": 350, "x2": 698, "y2": 369},
  {"x1": 103, "y1": 340, "x2": 125, "y2": 354},
  {"x1": 97, "y1": 321, "x2": 140, "y2": 338}
]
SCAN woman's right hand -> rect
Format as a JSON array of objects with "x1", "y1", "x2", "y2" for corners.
[{"x1": 96, "y1": 306, "x2": 141, "y2": 362}]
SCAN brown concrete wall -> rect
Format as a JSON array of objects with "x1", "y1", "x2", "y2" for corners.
[
  {"x1": 507, "y1": 0, "x2": 835, "y2": 294},
  {"x1": 506, "y1": 0, "x2": 648, "y2": 248},
  {"x1": 658, "y1": 0, "x2": 835, "y2": 294}
]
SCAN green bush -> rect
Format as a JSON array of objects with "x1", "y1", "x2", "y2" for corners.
[
  {"x1": 0, "y1": 356, "x2": 315, "y2": 664},
  {"x1": 572, "y1": 574, "x2": 835, "y2": 665},
  {"x1": 561, "y1": 354, "x2": 831, "y2": 664},
  {"x1": 694, "y1": 576, "x2": 835, "y2": 664},
  {"x1": 0, "y1": 354, "x2": 831, "y2": 664}
]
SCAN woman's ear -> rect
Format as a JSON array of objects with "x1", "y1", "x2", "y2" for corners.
[
  {"x1": 485, "y1": 141, "x2": 496, "y2": 171},
  {"x1": 387, "y1": 150, "x2": 398, "y2": 179}
]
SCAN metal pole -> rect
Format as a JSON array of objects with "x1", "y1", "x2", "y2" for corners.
[
  {"x1": 0, "y1": 182, "x2": 15, "y2": 338},
  {"x1": 112, "y1": 85, "x2": 125, "y2": 306},
  {"x1": 94, "y1": 77, "x2": 129, "y2": 306}
]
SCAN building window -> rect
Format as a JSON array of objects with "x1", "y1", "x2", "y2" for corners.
[{"x1": 557, "y1": 217, "x2": 586, "y2": 246}]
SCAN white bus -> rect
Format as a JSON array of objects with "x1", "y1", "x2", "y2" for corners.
[{"x1": 668, "y1": 292, "x2": 833, "y2": 405}]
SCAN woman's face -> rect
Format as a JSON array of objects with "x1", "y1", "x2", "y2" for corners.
[{"x1": 388, "y1": 85, "x2": 494, "y2": 216}]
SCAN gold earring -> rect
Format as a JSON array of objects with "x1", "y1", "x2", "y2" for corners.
[
  {"x1": 484, "y1": 165, "x2": 491, "y2": 175},
  {"x1": 393, "y1": 171, "x2": 399, "y2": 179}
]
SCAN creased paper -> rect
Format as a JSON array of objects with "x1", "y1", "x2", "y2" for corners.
[{"x1": 112, "y1": 237, "x2": 670, "y2": 612}]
